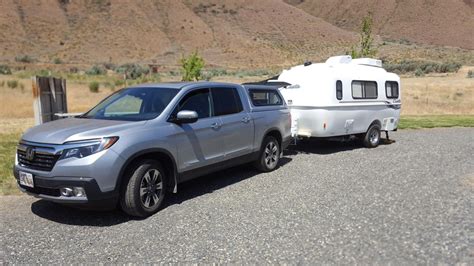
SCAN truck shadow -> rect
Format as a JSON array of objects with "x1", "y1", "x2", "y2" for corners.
[
  {"x1": 30, "y1": 157, "x2": 292, "y2": 226},
  {"x1": 285, "y1": 138, "x2": 395, "y2": 155}
]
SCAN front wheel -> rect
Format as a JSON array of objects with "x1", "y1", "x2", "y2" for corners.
[
  {"x1": 363, "y1": 124, "x2": 381, "y2": 148},
  {"x1": 120, "y1": 159, "x2": 167, "y2": 217},
  {"x1": 254, "y1": 136, "x2": 280, "y2": 172}
]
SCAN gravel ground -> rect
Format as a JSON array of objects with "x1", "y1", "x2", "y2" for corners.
[{"x1": 1, "y1": 128, "x2": 473, "y2": 264}]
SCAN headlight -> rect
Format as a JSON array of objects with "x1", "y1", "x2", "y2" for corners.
[{"x1": 60, "y1": 137, "x2": 119, "y2": 160}]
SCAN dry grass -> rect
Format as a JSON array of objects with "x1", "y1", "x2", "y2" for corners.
[{"x1": 401, "y1": 66, "x2": 474, "y2": 115}]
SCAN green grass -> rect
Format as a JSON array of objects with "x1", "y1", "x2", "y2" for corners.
[
  {"x1": 0, "y1": 116, "x2": 473, "y2": 195},
  {"x1": 399, "y1": 115, "x2": 474, "y2": 129},
  {"x1": 0, "y1": 133, "x2": 21, "y2": 195}
]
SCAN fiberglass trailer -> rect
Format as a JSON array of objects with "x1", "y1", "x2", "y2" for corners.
[{"x1": 276, "y1": 55, "x2": 401, "y2": 148}]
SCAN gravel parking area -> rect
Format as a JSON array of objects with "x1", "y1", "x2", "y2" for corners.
[{"x1": 1, "y1": 128, "x2": 473, "y2": 264}]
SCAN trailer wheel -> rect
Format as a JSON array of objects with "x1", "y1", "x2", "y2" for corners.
[{"x1": 363, "y1": 124, "x2": 381, "y2": 148}]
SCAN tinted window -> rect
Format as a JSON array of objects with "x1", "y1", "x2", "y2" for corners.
[
  {"x1": 336, "y1": 80, "x2": 343, "y2": 100},
  {"x1": 82, "y1": 87, "x2": 178, "y2": 121},
  {"x1": 177, "y1": 89, "x2": 211, "y2": 119},
  {"x1": 351, "y1": 81, "x2": 378, "y2": 99},
  {"x1": 385, "y1": 81, "x2": 399, "y2": 99},
  {"x1": 211, "y1": 87, "x2": 243, "y2": 116},
  {"x1": 249, "y1": 89, "x2": 283, "y2": 106}
]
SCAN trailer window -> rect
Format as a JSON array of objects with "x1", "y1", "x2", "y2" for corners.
[
  {"x1": 351, "y1": 81, "x2": 378, "y2": 99},
  {"x1": 385, "y1": 81, "x2": 399, "y2": 99},
  {"x1": 249, "y1": 89, "x2": 283, "y2": 106},
  {"x1": 336, "y1": 80, "x2": 343, "y2": 100}
]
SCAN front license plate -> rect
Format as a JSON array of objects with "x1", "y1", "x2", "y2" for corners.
[{"x1": 19, "y1": 171, "x2": 34, "y2": 188}]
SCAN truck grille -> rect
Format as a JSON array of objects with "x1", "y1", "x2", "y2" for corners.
[{"x1": 17, "y1": 148, "x2": 60, "y2": 172}]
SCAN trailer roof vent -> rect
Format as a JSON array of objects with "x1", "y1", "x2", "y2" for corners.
[
  {"x1": 325, "y1": 55, "x2": 352, "y2": 65},
  {"x1": 303, "y1": 61, "x2": 312, "y2": 66},
  {"x1": 351, "y1": 58, "x2": 383, "y2": 68}
]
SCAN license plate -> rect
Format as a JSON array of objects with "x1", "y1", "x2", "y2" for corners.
[{"x1": 19, "y1": 171, "x2": 34, "y2": 188}]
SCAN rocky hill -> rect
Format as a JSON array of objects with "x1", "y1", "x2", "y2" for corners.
[{"x1": 0, "y1": 0, "x2": 472, "y2": 68}]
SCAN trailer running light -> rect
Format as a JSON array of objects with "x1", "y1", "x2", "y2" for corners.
[{"x1": 323, "y1": 123, "x2": 327, "y2": 130}]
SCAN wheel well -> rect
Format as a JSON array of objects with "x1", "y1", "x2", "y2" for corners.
[
  {"x1": 119, "y1": 152, "x2": 176, "y2": 193},
  {"x1": 265, "y1": 130, "x2": 282, "y2": 148},
  {"x1": 368, "y1": 120, "x2": 382, "y2": 131}
]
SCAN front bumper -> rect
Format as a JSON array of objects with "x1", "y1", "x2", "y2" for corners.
[{"x1": 14, "y1": 168, "x2": 118, "y2": 208}]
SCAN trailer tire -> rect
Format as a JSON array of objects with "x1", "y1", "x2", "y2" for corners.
[{"x1": 363, "y1": 124, "x2": 381, "y2": 148}]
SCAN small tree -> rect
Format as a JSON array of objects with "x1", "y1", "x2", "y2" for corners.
[
  {"x1": 350, "y1": 13, "x2": 377, "y2": 58},
  {"x1": 180, "y1": 51, "x2": 205, "y2": 81}
]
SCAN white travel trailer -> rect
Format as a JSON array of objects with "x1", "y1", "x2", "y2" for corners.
[{"x1": 275, "y1": 55, "x2": 401, "y2": 148}]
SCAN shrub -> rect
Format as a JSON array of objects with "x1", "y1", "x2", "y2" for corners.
[
  {"x1": 414, "y1": 68, "x2": 424, "y2": 77},
  {"x1": 69, "y1": 67, "x2": 79, "y2": 73},
  {"x1": 115, "y1": 64, "x2": 150, "y2": 80},
  {"x1": 385, "y1": 60, "x2": 462, "y2": 75},
  {"x1": 89, "y1": 81, "x2": 100, "y2": 93},
  {"x1": 467, "y1": 70, "x2": 474, "y2": 78},
  {"x1": 102, "y1": 62, "x2": 116, "y2": 70},
  {"x1": 0, "y1": 81, "x2": 5, "y2": 87},
  {"x1": 15, "y1": 55, "x2": 34, "y2": 63},
  {"x1": 180, "y1": 51, "x2": 205, "y2": 81},
  {"x1": 7, "y1": 80, "x2": 19, "y2": 89},
  {"x1": 0, "y1": 65, "x2": 12, "y2": 75},
  {"x1": 53, "y1": 58, "x2": 63, "y2": 64},
  {"x1": 114, "y1": 79, "x2": 125, "y2": 87},
  {"x1": 85, "y1": 65, "x2": 106, "y2": 75}
]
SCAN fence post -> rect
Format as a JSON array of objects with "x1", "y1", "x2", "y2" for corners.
[{"x1": 32, "y1": 76, "x2": 68, "y2": 125}]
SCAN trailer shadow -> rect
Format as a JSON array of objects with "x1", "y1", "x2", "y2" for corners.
[
  {"x1": 30, "y1": 157, "x2": 292, "y2": 226},
  {"x1": 285, "y1": 138, "x2": 396, "y2": 155}
]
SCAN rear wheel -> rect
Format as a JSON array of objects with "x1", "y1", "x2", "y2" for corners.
[
  {"x1": 120, "y1": 159, "x2": 167, "y2": 217},
  {"x1": 254, "y1": 136, "x2": 280, "y2": 172},
  {"x1": 363, "y1": 124, "x2": 381, "y2": 148}
]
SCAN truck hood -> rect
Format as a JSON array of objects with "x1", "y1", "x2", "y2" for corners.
[{"x1": 21, "y1": 118, "x2": 146, "y2": 144}]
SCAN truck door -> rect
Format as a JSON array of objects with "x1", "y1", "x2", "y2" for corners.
[
  {"x1": 211, "y1": 87, "x2": 254, "y2": 159},
  {"x1": 172, "y1": 88, "x2": 225, "y2": 171}
]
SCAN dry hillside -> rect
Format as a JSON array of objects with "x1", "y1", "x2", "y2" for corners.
[
  {"x1": 0, "y1": 0, "x2": 472, "y2": 68},
  {"x1": 285, "y1": 0, "x2": 474, "y2": 49},
  {"x1": 0, "y1": 0, "x2": 356, "y2": 68}
]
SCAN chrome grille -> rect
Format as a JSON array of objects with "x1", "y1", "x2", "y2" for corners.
[{"x1": 17, "y1": 146, "x2": 60, "y2": 171}]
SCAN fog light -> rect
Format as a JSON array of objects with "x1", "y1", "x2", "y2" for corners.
[
  {"x1": 73, "y1": 187, "x2": 86, "y2": 197},
  {"x1": 60, "y1": 187, "x2": 73, "y2": 197}
]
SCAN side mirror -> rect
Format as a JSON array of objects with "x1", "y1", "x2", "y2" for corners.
[{"x1": 173, "y1": 110, "x2": 198, "y2": 124}]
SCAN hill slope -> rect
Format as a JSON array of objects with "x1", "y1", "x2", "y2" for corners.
[
  {"x1": 0, "y1": 0, "x2": 472, "y2": 68},
  {"x1": 285, "y1": 0, "x2": 474, "y2": 49},
  {"x1": 0, "y1": 0, "x2": 356, "y2": 67}
]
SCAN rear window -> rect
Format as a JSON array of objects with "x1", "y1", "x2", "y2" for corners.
[
  {"x1": 385, "y1": 81, "x2": 399, "y2": 99},
  {"x1": 249, "y1": 89, "x2": 283, "y2": 106},
  {"x1": 211, "y1": 87, "x2": 243, "y2": 116}
]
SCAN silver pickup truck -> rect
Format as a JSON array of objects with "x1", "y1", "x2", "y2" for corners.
[{"x1": 14, "y1": 82, "x2": 291, "y2": 217}]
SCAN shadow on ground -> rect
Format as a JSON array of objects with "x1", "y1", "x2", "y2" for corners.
[
  {"x1": 285, "y1": 138, "x2": 395, "y2": 155},
  {"x1": 31, "y1": 158, "x2": 292, "y2": 226}
]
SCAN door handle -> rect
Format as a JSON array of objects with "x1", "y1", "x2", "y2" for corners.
[
  {"x1": 211, "y1": 122, "x2": 221, "y2": 129},
  {"x1": 241, "y1": 116, "x2": 251, "y2": 123}
]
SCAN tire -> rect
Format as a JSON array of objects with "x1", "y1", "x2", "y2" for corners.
[
  {"x1": 363, "y1": 124, "x2": 381, "y2": 148},
  {"x1": 120, "y1": 159, "x2": 167, "y2": 217},
  {"x1": 254, "y1": 136, "x2": 280, "y2": 172}
]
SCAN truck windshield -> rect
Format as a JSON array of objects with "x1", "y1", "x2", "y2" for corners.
[{"x1": 81, "y1": 87, "x2": 178, "y2": 121}]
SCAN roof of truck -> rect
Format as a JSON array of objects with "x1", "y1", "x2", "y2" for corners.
[{"x1": 128, "y1": 81, "x2": 240, "y2": 89}]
